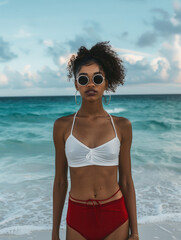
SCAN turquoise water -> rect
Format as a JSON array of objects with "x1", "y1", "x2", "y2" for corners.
[{"x1": 0, "y1": 94, "x2": 181, "y2": 235}]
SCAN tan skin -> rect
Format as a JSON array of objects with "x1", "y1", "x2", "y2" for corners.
[{"x1": 52, "y1": 63, "x2": 139, "y2": 240}]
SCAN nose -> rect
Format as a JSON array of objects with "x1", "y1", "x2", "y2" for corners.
[{"x1": 87, "y1": 75, "x2": 95, "y2": 86}]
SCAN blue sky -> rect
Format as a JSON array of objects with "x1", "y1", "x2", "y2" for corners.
[{"x1": 0, "y1": 0, "x2": 181, "y2": 96}]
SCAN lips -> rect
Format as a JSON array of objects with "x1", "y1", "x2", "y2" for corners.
[{"x1": 85, "y1": 90, "x2": 97, "y2": 93}]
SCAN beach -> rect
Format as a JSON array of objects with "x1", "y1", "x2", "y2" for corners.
[
  {"x1": 0, "y1": 221, "x2": 180, "y2": 240},
  {"x1": 0, "y1": 95, "x2": 180, "y2": 240}
]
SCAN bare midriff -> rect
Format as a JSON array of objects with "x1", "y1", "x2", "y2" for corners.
[{"x1": 69, "y1": 165, "x2": 123, "y2": 205}]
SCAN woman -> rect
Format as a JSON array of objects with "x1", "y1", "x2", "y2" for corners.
[{"x1": 52, "y1": 41, "x2": 139, "y2": 240}]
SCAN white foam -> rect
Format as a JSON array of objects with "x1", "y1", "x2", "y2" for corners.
[
  {"x1": 107, "y1": 107, "x2": 125, "y2": 113},
  {"x1": 0, "y1": 224, "x2": 51, "y2": 235},
  {"x1": 138, "y1": 213, "x2": 181, "y2": 224}
]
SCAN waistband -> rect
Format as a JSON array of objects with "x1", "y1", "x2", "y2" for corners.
[{"x1": 69, "y1": 186, "x2": 121, "y2": 207}]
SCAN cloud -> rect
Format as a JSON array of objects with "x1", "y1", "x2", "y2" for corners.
[
  {"x1": 151, "y1": 2, "x2": 181, "y2": 35},
  {"x1": 136, "y1": 31, "x2": 158, "y2": 47},
  {"x1": 152, "y1": 15, "x2": 181, "y2": 36},
  {"x1": 0, "y1": 37, "x2": 17, "y2": 62},
  {"x1": 116, "y1": 34, "x2": 181, "y2": 85},
  {"x1": 122, "y1": 54, "x2": 144, "y2": 64},
  {"x1": 133, "y1": 1, "x2": 181, "y2": 84},
  {"x1": 123, "y1": 57, "x2": 171, "y2": 85},
  {"x1": 36, "y1": 66, "x2": 68, "y2": 88},
  {"x1": 14, "y1": 29, "x2": 32, "y2": 39},
  {"x1": 150, "y1": 57, "x2": 170, "y2": 79},
  {"x1": 66, "y1": 21, "x2": 102, "y2": 52},
  {"x1": 58, "y1": 53, "x2": 73, "y2": 66},
  {"x1": 43, "y1": 40, "x2": 54, "y2": 47},
  {"x1": 1, "y1": 65, "x2": 37, "y2": 89},
  {"x1": 67, "y1": 35, "x2": 91, "y2": 53},
  {"x1": 0, "y1": 73, "x2": 8, "y2": 86},
  {"x1": 1, "y1": 34, "x2": 181, "y2": 92},
  {"x1": 41, "y1": 39, "x2": 68, "y2": 66},
  {"x1": 159, "y1": 34, "x2": 181, "y2": 83},
  {"x1": 173, "y1": 0, "x2": 181, "y2": 20},
  {"x1": 114, "y1": 47, "x2": 151, "y2": 57},
  {"x1": 1, "y1": 64, "x2": 68, "y2": 89},
  {"x1": 136, "y1": 1, "x2": 181, "y2": 47},
  {"x1": 41, "y1": 21, "x2": 102, "y2": 67},
  {"x1": 151, "y1": 8, "x2": 169, "y2": 19},
  {"x1": 115, "y1": 31, "x2": 129, "y2": 41}
]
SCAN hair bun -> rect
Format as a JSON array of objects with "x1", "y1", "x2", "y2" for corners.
[{"x1": 77, "y1": 46, "x2": 90, "y2": 57}]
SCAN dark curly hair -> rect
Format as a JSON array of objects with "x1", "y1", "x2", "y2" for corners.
[{"x1": 66, "y1": 41, "x2": 126, "y2": 93}]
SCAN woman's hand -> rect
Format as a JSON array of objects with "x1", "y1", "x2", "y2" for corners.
[{"x1": 128, "y1": 233, "x2": 139, "y2": 240}]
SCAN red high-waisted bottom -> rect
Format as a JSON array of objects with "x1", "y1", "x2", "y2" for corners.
[{"x1": 66, "y1": 187, "x2": 129, "y2": 240}]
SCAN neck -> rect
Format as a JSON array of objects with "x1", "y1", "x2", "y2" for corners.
[{"x1": 77, "y1": 98, "x2": 107, "y2": 117}]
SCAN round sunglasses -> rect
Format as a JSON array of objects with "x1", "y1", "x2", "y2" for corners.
[{"x1": 77, "y1": 73, "x2": 105, "y2": 86}]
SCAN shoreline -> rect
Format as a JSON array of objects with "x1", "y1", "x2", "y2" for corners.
[{"x1": 0, "y1": 221, "x2": 180, "y2": 240}]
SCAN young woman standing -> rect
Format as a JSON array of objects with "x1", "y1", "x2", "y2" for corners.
[{"x1": 52, "y1": 41, "x2": 139, "y2": 240}]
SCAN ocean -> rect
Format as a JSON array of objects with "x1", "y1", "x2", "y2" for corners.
[{"x1": 0, "y1": 94, "x2": 180, "y2": 236}]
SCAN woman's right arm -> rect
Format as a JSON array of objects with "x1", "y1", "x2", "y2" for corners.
[{"x1": 52, "y1": 118, "x2": 68, "y2": 240}]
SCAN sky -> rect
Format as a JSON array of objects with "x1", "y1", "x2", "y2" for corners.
[{"x1": 0, "y1": 0, "x2": 181, "y2": 96}]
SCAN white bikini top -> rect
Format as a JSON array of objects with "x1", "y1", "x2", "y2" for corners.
[{"x1": 65, "y1": 111, "x2": 121, "y2": 167}]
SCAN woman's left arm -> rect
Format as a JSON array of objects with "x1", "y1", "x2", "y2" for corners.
[{"x1": 118, "y1": 118, "x2": 139, "y2": 239}]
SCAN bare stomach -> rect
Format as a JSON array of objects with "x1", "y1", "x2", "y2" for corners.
[{"x1": 69, "y1": 165, "x2": 123, "y2": 205}]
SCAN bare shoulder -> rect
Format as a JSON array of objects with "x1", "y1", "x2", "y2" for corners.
[
  {"x1": 53, "y1": 113, "x2": 75, "y2": 141},
  {"x1": 111, "y1": 114, "x2": 132, "y2": 128},
  {"x1": 111, "y1": 114, "x2": 132, "y2": 141},
  {"x1": 54, "y1": 113, "x2": 75, "y2": 127}
]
